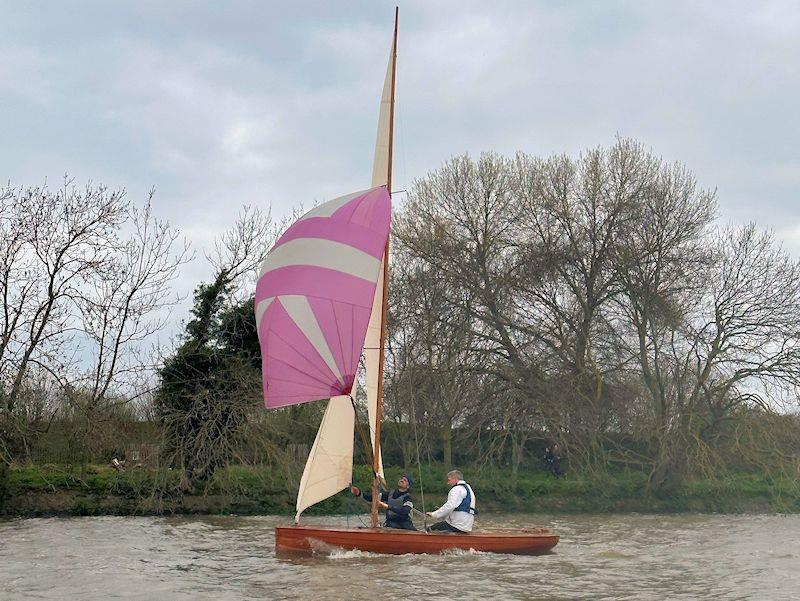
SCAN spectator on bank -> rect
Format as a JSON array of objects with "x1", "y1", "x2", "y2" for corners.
[{"x1": 543, "y1": 443, "x2": 565, "y2": 477}]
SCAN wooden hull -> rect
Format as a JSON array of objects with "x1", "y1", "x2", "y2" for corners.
[{"x1": 275, "y1": 525, "x2": 559, "y2": 556}]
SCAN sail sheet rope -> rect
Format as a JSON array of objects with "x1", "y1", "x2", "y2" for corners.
[
  {"x1": 408, "y1": 379, "x2": 428, "y2": 530},
  {"x1": 349, "y1": 394, "x2": 381, "y2": 485}
]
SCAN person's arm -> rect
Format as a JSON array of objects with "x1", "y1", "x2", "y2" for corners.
[
  {"x1": 429, "y1": 487, "x2": 465, "y2": 520},
  {"x1": 350, "y1": 486, "x2": 373, "y2": 502}
]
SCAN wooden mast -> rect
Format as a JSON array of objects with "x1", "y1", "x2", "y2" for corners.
[{"x1": 370, "y1": 6, "x2": 398, "y2": 528}]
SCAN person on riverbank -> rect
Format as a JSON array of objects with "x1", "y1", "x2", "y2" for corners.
[
  {"x1": 426, "y1": 470, "x2": 477, "y2": 533},
  {"x1": 351, "y1": 474, "x2": 417, "y2": 530},
  {"x1": 544, "y1": 443, "x2": 565, "y2": 477}
]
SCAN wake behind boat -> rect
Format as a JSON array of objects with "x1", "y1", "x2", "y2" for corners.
[{"x1": 255, "y1": 8, "x2": 558, "y2": 556}]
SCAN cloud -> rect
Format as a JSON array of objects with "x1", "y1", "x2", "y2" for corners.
[
  {"x1": 0, "y1": 45, "x2": 57, "y2": 103},
  {"x1": 0, "y1": 0, "x2": 798, "y2": 330}
]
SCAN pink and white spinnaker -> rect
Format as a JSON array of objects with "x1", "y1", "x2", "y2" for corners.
[{"x1": 255, "y1": 186, "x2": 391, "y2": 408}]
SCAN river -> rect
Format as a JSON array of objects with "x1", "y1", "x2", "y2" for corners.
[{"x1": 2, "y1": 513, "x2": 798, "y2": 600}]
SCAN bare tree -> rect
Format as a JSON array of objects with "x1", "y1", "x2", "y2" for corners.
[
  {"x1": 64, "y1": 194, "x2": 191, "y2": 458},
  {"x1": 394, "y1": 153, "x2": 545, "y2": 471},
  {"x1": 5, "y1": 180, "x2": 125, "y2": 409},
  {"x1": 0, "y1": 180, "x2": 131, "y2": 459},
  {"x1": 1, "y1": 178, "x2": 191, "y2": 462},
  {"x1": 76, "y1": 195, "x2": 191, "y2": 403},
  {"x1": 396, "y1": 144, "x2": 649, "y2": 468},
  {"x1": 610, "y1": 154, "x2": 800, "y2": 490},
  {"x1": 393, "y1": 139, "x2": 800, "y2": 485},
  {"x1": 387, "y1": 251, "x2": 485, "y2": 467}
]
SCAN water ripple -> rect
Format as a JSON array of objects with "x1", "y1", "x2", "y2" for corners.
[{"x1": 2, "y1": 513, "x2": 799, "y2": 600}]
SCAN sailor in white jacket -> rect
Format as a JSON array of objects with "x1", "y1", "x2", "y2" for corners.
[{"x1": 426, "y1": 470, "x2": 477, "y2": 533}]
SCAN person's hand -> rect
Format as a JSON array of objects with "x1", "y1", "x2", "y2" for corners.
[
  {"x1": 350, "y1": 486, "x2": 360, "y2": 496},
  {"x1": 379, "y1": 501, "x2": 389, "y2": 509}
]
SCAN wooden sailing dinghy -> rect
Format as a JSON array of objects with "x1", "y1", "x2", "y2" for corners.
[
  {"x1": 276, "y1": 526, "x2": 558, "y2": 556},
  {"x1": 256, "y1": 8, "x2": 558, "y2": 557}
]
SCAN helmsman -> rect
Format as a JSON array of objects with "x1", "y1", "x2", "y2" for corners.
[{"x1": 426, "y1": 469, "x2": 477, "y2": 533}]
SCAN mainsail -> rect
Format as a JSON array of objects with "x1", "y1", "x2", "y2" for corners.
[{"x1": 364, "y1": 34, "x2": 397, "y2": 484}]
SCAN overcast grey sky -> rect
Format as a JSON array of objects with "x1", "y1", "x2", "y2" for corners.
[{"x1": 2, "y1": 1, "x2": 798, "y2": 306}]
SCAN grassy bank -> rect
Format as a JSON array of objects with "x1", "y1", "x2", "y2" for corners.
[{"x1": 2, "y1": 462, "x2": 799, "y2": 518}]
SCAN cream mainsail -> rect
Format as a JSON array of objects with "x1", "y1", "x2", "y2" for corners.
[
  {"x1": 292, "y1": 35, "x2": 395, "y2": 520},
  {"x1": 365, "y1": 36, "x2": 396, "y2": 484},
  {"x1": 371, "y1": 39, "x2": 394, "y2": 187},
  {"x1": 365, "y1": 261, "x2": 386, "y2": 484}
]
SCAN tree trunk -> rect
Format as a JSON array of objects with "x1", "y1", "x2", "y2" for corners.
[
  {"x1": 648, "y1": 429, "x2": 688, "y2": 494},
  {"x1": 442, "y1": 422, "x2": 452, "y2": 467},
  {"x1": 510, "y1": 432, "x2": 526, "y2": 491}
]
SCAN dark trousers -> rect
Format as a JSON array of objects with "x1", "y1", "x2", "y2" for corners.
[
  {"x1": 427, "y1": 521, "x2": 466, "y2": 534},
  {"x1": 384, "y1": 519, "x2": 417, "y2": 531}
]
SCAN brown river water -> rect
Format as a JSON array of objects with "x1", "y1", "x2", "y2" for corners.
[{"x1": 2, "y1": 513, "x2": 798, "y2": 600}]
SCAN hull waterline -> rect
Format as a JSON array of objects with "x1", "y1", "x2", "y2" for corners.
[{"x1": 275, "y1": 525, "x2": 559, "y2": 556}]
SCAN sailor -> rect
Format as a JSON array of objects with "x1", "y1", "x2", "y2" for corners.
[
  {"x1": 426, "y1": 469, "x2": 477, "y2": 533},
  {"x1": 351, "y1": 474, "x2": 417, "y2": 530}
]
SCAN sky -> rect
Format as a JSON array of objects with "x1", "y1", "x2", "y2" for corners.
[{"x1": 1, "y1": 0, "x2": 799, "y2": 326}]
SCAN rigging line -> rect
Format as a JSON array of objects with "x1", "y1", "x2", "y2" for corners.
[
  {"x1": 349, "y1": 394, "x2": 380, "y2": 485},
  {"x1": 357, "y1": 356, "x2": 385, "y2": 488},
  {"x1": 408, "y1": 373, "x2": 428, "y2": 530}
]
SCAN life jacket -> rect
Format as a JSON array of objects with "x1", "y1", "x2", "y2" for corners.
[
  {"x1": 454, "y1": 482, "x2": 478, "y2": 515},
  {"x1": 385, "y1": 490, "x2": 413, "y2": 523}
]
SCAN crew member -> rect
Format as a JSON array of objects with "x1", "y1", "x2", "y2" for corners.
[
  {"x1": 351, "y1": 474, "x2": 417, "y2": 530},
  {"x1": 426, "y1": 469, "x2": 477, "y2": 533}
]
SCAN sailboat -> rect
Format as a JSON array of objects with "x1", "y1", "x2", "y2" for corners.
[{"x1": 256, "y1": 8, "x2": 558, "y2": 556}]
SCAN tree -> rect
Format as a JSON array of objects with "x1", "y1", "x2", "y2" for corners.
[
  {"x1": 386, "y1": 251, "x2": 485, "y2": 467},
  {"x1": 623, "y1": 223, "x2": 800, "y2": 490},
  {"x1": 1, "y1": 179, "x2": 185, "y2": 461},
  {"x1": 155, "y1": 206, "x2": 277, "y2": 490},
  {"x1": 1, "y1": 180, "x2": 125, "y2": 415},
  {"x1": 395, "y1": 145, "x2": 645, "y2": 469},
  {"x1": 394, "y1": 139, "x2": 800, "y2": 486}
]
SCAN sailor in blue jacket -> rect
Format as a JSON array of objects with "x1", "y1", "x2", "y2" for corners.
[{"x1": 351, "y1": 474, "x2": 417, "y2": 530}]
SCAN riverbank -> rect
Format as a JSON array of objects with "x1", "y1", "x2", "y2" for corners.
[{"x1": 2, "y1": 463, "x2": 798, "y2": 517}]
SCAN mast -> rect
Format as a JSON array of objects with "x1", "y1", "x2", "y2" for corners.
[{"x1": 370, "y1": 6, "x2": 397, "y2": 528}]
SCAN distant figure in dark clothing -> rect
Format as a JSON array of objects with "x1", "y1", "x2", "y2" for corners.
[
  {"x1": 543, "y1": 443, "x2": 565, "y2": 477},
  {"x1": 351, "y1": 474, "x2": 417, "y2": 530}
]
